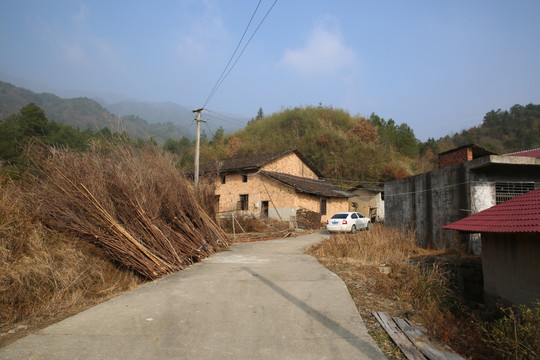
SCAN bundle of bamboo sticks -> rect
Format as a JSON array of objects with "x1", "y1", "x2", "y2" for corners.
[{"x1": 25, "y1": 143, "x2": 229, "y2": 279}]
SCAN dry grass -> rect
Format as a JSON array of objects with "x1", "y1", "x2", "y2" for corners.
[
  {"x1": 310, "y1": 225, "x2": 419, "y2": 264},
  {"x1": 307, "y1": 223, "x2": 495, "y2": 359},
  {"x1": 23, "y1": 142, "x2": 229, "y2": 279},
  {"x1": 0, "y1": 178, "x2": 143, "y2": 344},
  {"x1": 220, "y1": 214, "x2": 290, "y2": 234},
  {"x1": 1, "y1": 142, "x2": 231, "y2": 346}
]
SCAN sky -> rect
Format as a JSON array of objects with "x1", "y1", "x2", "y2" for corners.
[{"x1": 1, "y1": 0, "x2": 539, "y2": 141}]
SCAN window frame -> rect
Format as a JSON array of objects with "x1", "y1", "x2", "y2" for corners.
[
  {"x1": 320, "y1": 198, "x2": 327, "y2": 215},
  {"x1": 495, "y1": 182, "x2": 535, "y2": 204},
  {"x1": 239, "y1": 194, "x2": 249, "y2": 211}
]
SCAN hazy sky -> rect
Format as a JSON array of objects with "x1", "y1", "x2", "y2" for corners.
[{"x1": 1, "y1": 0, "x2": 539, "y2": 140}]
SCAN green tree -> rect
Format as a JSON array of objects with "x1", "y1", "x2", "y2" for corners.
[
  {"x1": 212, "y1": 126, "x2": 225, "y2": 144},
  {"x1": 19, "y1": 103, "x2": 49, "y2": 137},
  {"x1": 256, "y1": 107, "x2": 264, "y2": 120},
  {"x1": 163, "y1": 137, "x2": 192, "y2": 154}
]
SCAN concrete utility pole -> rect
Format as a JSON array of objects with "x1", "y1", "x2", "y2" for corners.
[{"x1": 192, "y1": 108, "x2": 205, "y2": 187}]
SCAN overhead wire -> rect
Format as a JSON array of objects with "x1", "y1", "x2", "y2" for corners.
[
  {"x1": 204, "y1": 109, "x2": 249, "y2": 127},
  {"x1": 203, "y1": 0, "x2": 263, "y2": 108},
  {"x1": 202, "y1": 0, "x2": 278, "y2": 109}
]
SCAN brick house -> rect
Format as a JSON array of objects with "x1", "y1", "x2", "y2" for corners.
[
  {"x1": 198, "y1": 149, "x2": 353, "y2": 224},
  {"x1": 442, "y1": 188, "x2": 540, "y2": 306}
]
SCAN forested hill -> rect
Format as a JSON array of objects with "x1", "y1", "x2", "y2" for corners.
[
  {"x1": 438, "y1": 103, "x2": 540, "y2": 154},
  {"x1": 185, "y1": 106, "x2": 423, "y2": 185},
  {"x1": 0, "y1": 81, "x2": 184, "y2": 143},
  {"x1": 181, "y1": 104, "x2": 540, "y2": 185}
]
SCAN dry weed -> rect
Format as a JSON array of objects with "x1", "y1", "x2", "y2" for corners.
[
  {"x1": 310, "y1": 224, "x2": 418, "y2": 265},
  {"x1": 220, "y1": 214, "x2": 289, "y2": 234},
  {"x1": 0, "y1": 181, "x2": 143, "y2": 330},
  {"x1": 307, "y1": 223, "x2": 495, "y2": 359},
  {"x1": 23, "y1": 142, "x2": 229, "y2": 279}
]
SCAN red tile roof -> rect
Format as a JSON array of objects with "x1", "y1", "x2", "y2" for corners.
[
  {"x1": 506, "y1": 148, "x2": 540, "y2": 157},
  {"x1": 442, "y1": 188, "x2": 540, "y2": 233}
]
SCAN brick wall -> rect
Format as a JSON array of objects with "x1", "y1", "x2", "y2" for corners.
[
  {"x1": 213, "y1": 152, "x2": 348, "y2": 223},
  {"x1": 215, "y1": 172, "x2": 347, "y2": 223},
  {"x1": 438, "y1": 147, "x2": 473, "y2": 168},
  {"x1": 261, "y1": 152, "x2": 318, "y2": 179}
]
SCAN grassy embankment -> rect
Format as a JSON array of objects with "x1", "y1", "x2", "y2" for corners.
[{"x1": 308, "y1": 224, "x2": 500, "y2": 359}]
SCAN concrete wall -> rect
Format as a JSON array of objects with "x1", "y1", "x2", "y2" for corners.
[
  {"x1": 384, "y1": 163, "x2": 469, "y2": 248},
  {"x1": 385, "y1": 155, "x2": 540, "y2": 250},
  {"x1": 482, "y1": 232, "x2": 540, "y2": 306}
]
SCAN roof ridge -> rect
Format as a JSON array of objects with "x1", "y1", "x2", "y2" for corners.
[{"x1": 504, "y1": 147, "x2": 540, "y2": 156}]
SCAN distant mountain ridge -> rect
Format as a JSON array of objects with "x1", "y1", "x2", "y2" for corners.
[
  {"x1": 102, "y1": 100, "x2": 196, "y2": 137},
  {"x1": 0, "y1": 78, "x2": 248, "y2": 140},
  {"x1": 0, "y1": 80, "x2": 185, "y2": 143}
]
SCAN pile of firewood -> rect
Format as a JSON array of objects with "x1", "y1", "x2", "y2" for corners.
[
  {"x1": 296, "y1": 208, "x2": 322, "y2": 230},
  {"x1": 25, "y1": 143, "x2": 229, "y2": 279}
]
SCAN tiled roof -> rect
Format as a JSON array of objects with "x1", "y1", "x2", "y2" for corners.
[
  {"x1": 506, "y1": 148, "x2": 540, "y2": 158},
  {"x1": 348, "y1": 184, "x2": 384, "y2": 193},
  {"x1": 198, "y1": 149, "x2": 324, "y2": 177},
  {"x1": 442, "y1": 188, "x2": 540, "y2": 233},
  {"x1": 261, "y1": 171, "x2": 354, "y2": 198}
]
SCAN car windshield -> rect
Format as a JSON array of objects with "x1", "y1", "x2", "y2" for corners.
[{"x1": 331, "y1": 214, "x2": 348, "y2": 219}]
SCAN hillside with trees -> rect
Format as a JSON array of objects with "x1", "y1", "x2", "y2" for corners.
[
  {"x1": 0, "y1": 81, "x2": 186, "y2": 143},
  {"x1": 439, "y1": 103, "x2": 540, "y2": 154},
  {"x1": 0, "y1": 103, "x2": 165, "y2": 177},
  {"x1": 2, "y1": 78, "x2": 536, "y2": 185},
  {"x1": 177, "y1": 106, "x2": 422, "y2": 185},
  {"x1": 173, "y1": 103, "x2": 539, "y2": 186}
]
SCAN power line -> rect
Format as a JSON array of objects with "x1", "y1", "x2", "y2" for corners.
[
  {"x1": 205, "y1": 109, "x2": 248, "y2": 127},
  {"x1": 203, "y1": 0, "x2": 262, "y2": 108},
  {"x1": 203, "y1": 0, "x2": 278, "y2": 108}
]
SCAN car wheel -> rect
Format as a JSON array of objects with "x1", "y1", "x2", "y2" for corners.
[
  {"x1": 350, "y1": 225, "x2": 356, "y2": 234},
  {"x1": 366, "y1": 222, "x2": 371, "y2": 231}
]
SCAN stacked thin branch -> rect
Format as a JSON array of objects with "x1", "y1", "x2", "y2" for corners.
[
  {"x1": 24, "y1": 142, "x2": 229, "y2": 279},
  {"x1": 296, "y1": 208, "x2": 322, "y2": 230}
]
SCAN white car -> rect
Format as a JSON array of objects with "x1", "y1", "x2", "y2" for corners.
[{"x1": 326, "y1": 212, "x2": 371, "y2": 234}]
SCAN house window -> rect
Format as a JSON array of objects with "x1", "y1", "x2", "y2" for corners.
[
  {"x1": 221, "y1": 175, "x2": 226, "y2": 184},
  {"x1": 243, "y1": 174, "x2": 248, "y2": 182},
  {"x1": 495, "y1": 182, "x2": 535, "y2": 204},
  {"x1": 320, "y1": 198, "x2": 327, "y2": 215},
  {"x1": 239, "y1": 194, "x2": 249, "y2": 210}
]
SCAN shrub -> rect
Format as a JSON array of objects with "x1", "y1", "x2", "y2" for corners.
[{"x1": 481, "y1": 301, "x2": 540, "y2": 360}]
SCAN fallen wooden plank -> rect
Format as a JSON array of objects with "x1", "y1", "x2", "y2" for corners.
[
  {"x1": 372, "y1": 312, "x2": 427, "y2": 360},
  {"x1": 393, "y1": 317, "x2": 464, "y2": 360}
]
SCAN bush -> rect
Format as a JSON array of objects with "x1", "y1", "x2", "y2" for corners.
[{"x1": 481, "y1": 301, "x2": 540, "y2": 360}]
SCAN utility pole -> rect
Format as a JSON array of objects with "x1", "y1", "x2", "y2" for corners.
[{"x1": 192, "y1": 108, "x2": 205, "y2": 187}]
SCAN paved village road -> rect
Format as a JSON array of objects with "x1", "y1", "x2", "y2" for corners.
[{"x1": 0, "y1": 232, "x2": 386, "y2": 360}]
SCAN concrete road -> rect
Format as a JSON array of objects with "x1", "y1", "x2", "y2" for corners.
[{"x1": 0, "y1": 232, "x2": 386, "y2": 359}]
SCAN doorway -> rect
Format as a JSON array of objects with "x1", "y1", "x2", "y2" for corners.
[{"x1": 261, "y1": 201, "x2": 269, "y2": 217}]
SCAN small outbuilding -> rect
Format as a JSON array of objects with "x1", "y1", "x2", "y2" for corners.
[
  {"x1": 442, "y1": 188, "x2": 540, "y2": 306},
  {"x1": 347, "y1": 184, "x2": 384, "y2": 222}
]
